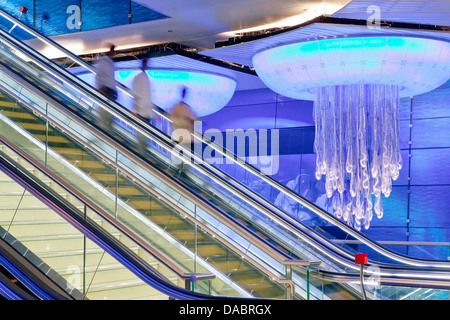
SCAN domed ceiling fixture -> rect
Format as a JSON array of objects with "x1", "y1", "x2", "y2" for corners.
[
  {"x1": 253, "y1": 36, "x2": 450, "y2": 230},
  {"x1": 78, "y1": 69, "x2": 237, "y2": 117},
  {"x1": 116, "y1": 69, "x2": 236, "y2": 117}
]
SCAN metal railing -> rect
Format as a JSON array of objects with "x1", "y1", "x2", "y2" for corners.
[
  {"x1": 0, "y1": 144, "x2": 222, "y2": 295},
  {"x1": 0, "y1": 68, "x2": 321, "y2": 299},
  {"x1": 0, "y1": 8, "x2": 450, "y2": 299}
]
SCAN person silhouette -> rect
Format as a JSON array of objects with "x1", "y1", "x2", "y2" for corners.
[
  {"x1": 170, "y1": 86, "x2": 199, "y2": 171},
  {"x1": 95, "y1": 44, "x2": 116, "y2": 131},
  {"x1": 132, "y1": 56, "x2": 156, "y2": 151}
]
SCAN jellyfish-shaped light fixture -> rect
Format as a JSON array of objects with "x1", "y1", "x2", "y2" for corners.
[
  {"x1": 76, "y1": 69, "x2": 236, "y2": 117},
  {"x1": 253, "y1": 36, "x2": 450, "y2": 230},
  {"x1": 116, "y1": 69, "x2": 237, "y2": 117}
]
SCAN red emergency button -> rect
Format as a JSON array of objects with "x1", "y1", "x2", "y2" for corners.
[{"x1": 355, "y1": 253, "x2": 368, "y2": 265}]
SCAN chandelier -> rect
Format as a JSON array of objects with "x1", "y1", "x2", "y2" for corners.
[
  {"x1": 313, "y1": 83, "x2": 401, "y2": 230},
  {"x1": 77, "y1": 69, "x2": 237, "y2": 117},
  {"x1": 253, "y1": 36, "x2": 450, "y2": 230}
]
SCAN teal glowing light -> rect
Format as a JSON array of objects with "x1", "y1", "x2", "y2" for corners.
[
  {"x1": 77, "y1": 69, "x2": 236, "y2": 117},
  {"x1": 119, "y1": 69, "x2": 237, "y2": 117},
  {"x1": 252, "y1": 36, "x2": 450, "y2": 100}
]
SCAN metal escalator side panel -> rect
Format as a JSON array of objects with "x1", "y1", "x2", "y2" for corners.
[
  {"x1": 0, "y1": 147, "x2": 240, "y2": 300},
  {"x1": 0, "y1": 65, "x2": 294, "y2": 298}
]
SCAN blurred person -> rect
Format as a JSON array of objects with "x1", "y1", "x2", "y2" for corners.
[
  {"x1": 132, "y1": 56, "x2": 156, "y2": 151},
  {"x1": 274, "y1": 171, "x2": 314, "y2": 222},
  {"x1": 95, "y1": 44, "x2": 117, "y2": 131},
  {"x1": 170, "y1": 86, "x2": 199, "y2": 171}
]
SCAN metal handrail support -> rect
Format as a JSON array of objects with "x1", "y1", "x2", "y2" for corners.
[
  {"x1": 283, "y1": 259, "x2": 322, "y2": 300},
  {"x1": 0, "y1": 144, "x2": 219, "y2": 295},
  {"x1": 0, "y1": 66, "x2": 298, "y2": 290},
  {"x1": 183, "y1": 273, "x2": 216, "y2": 294}
]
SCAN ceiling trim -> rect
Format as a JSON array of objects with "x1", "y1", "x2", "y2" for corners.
[{"x1": 201, "y1": 16, "x2": 450, "y2": 68}]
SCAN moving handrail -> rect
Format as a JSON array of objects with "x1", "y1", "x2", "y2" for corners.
[
  {"x1": 0, "y1": 45, "x2": 450, "y2": 302},
  {"x1": 0, "y1": 11, "x2": 449, "y2": 276},
  {"x1": 2, "y1": 40, "x2": 450, "y2": 300},
  {"x1": 0, "y1": 144, "x2": 248, "y2": 300},
  {"x1": 0, "y1": 66, "x2": 306, "y2": 298}
]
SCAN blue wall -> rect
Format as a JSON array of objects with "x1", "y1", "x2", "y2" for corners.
[
  {"x1": 203, "y1": 80, "x2": 450, "y2": 260},
  {"x1": 0, "y1": 0, "x2": 169, "y2": 39}
]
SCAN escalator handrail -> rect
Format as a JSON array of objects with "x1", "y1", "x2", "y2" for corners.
[
  {"x1": 0, "y1": 62, "x2": 303, "y2": 274},
  {"x1": 0, "y1": 8, "x2": 133, "y2": 98},
  {"x1": 0, "y1": 18, "x2": 448, "y2": 272},
  {"x1": 0, "y1": 147, "x2": 252, "y2": 300},
  {"x1": 4, "y1": 57, "x2": 450, "y2": 296}
]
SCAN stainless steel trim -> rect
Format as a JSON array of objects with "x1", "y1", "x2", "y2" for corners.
[
  {"x1": 1, "y1": 11, "x2": 449, "y2": 282},
  {"x1": 0, "y1": 8, "x2": 133, "y2": 98},
  {"x1": 0, "y1": 82, "x2": 303, "y2": 296},
  {"x1": 0, "y1": 67, "x2": 292, "y2": 267}
]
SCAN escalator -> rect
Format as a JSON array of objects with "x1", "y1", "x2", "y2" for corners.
[
  {"x1": 0, "y1": 89, "x2": 289, "y2": 299},
  {"x1": 0, "y1": 27, "x2": 340, "y2": 299},
  {"x1": 0, "y1": 139, "x2": 283, "y2": 300},
  {"x1": 0, "y1": 8, "x2": 449, "y2": 301}
]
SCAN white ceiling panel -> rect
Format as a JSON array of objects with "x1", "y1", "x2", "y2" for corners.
[
  {"x1": 115, "y1": 54, "x2": 266, "y2": 91},
  {"x1": 332, "y1": 0, "x2": 450, "y2": 25},
  {"x1": 201, "y1": 22, "x2": 450, "y2": 67}
]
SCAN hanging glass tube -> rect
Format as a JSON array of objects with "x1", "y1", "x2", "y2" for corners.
[{"x1": 313, "y1": 84, "x2": 402, "y2": 230}]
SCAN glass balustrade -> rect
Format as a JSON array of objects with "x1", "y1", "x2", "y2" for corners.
[
  {"x1": 0, "y1": 67, "x2": 291, "y2": 299},
  {"x1": 0, "y1": 16, "x2": 447, "y2": 301},
  {"x1": 0, "y1": 153, "x2": 174, "y2": 299}
]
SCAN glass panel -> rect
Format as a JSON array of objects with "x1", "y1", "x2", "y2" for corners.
[
  {"x1": 0, "y1": 24, "x2": 387, "y2": 298},
  {"x1": 0, "y1": 167, "x2": 169, "y2": 300},
  {"x1": 0, "y1": 79, "x2": 286, "y2": 297}
]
